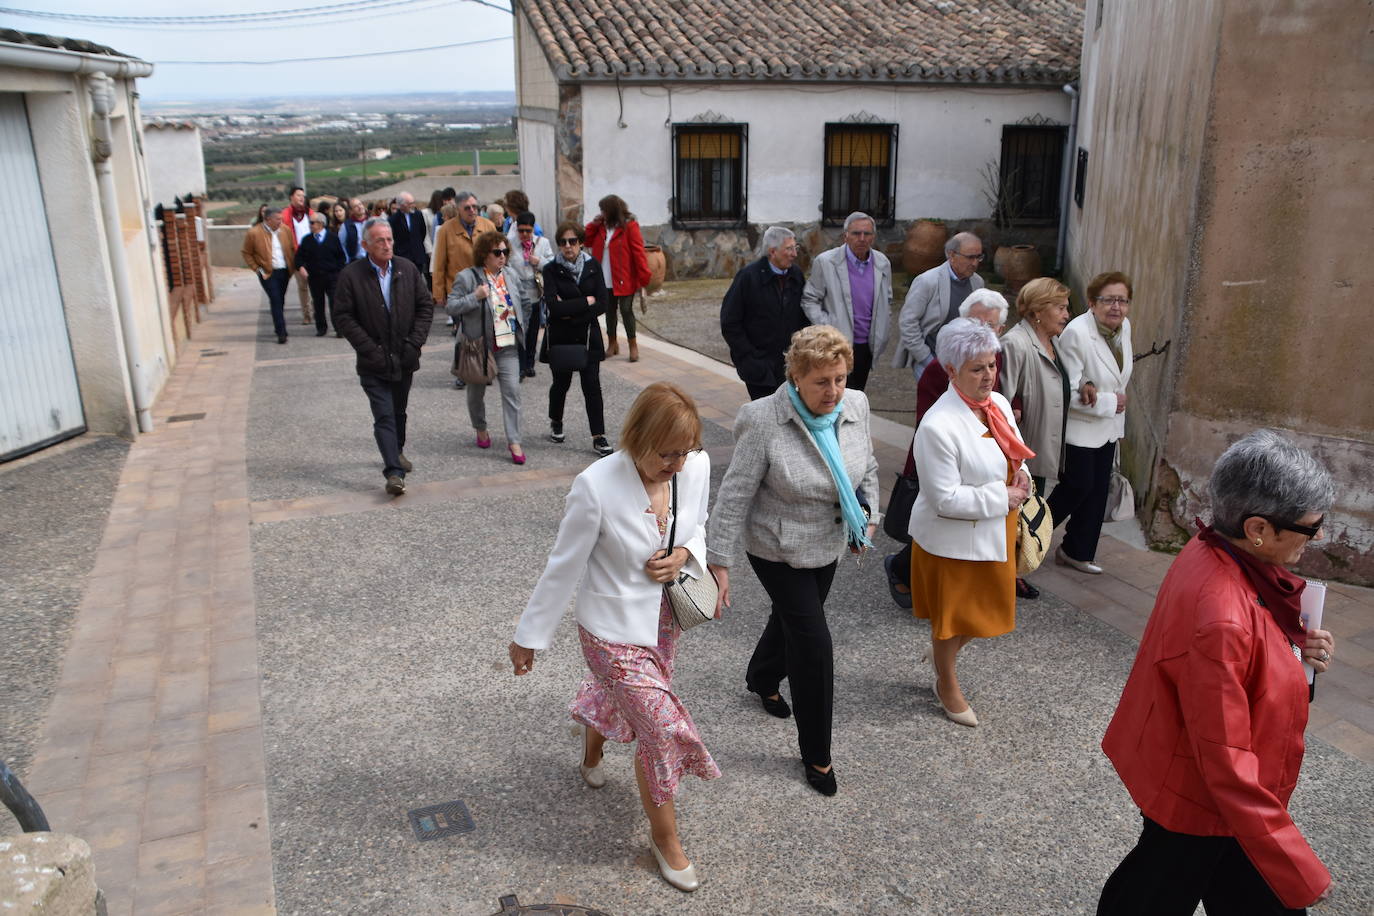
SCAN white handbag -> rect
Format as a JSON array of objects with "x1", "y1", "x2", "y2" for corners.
[
  {"x1": 663, "y1": 475, "x2": 718, "y2": 631},
  {"x1": 1105, "y1": 452, "x2": 1136, "y2": 522}
]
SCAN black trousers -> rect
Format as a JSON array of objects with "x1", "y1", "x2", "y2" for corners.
[
  {"x1": 308, "y1": 271, "x2": 338, "y2": 334},
  {"x1": 1047, "y1": 441, "x2": 1115, "y2": 562},
  {"x1": 521, "y1": 311, "x2": 542, "y2": 375},
  {"x1": 745, "y1": 382, "x2": 776, "y2": 401},
  {"x1": 549, "y1": 360, "x2": 605, "y2": 437},
  {"x1": 259, "y1": 268, "x2": 289, "y2": 338},
  {"x1": 359, "y1": 372, "x2": 413, "y2": 479},
  {"x1": 848, "y1": 342, "x2": 873, "y2": 392},
  {"x1": 745, "y1": 554, "x2": 838, "y2": 768},
  {"x1": 1097, "y1": 816, "x2": 1305, "y2": 915}
]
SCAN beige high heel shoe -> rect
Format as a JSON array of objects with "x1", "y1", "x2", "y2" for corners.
[
  {"x1": 650, "y1": 838, "x2": 699, "y2": 892},
  {"x1": 933, "y1": 681, "x2": 978, "y2": 728},
  {"x1": 579, "y1": 725, "x2": 605, "y2": 788}
]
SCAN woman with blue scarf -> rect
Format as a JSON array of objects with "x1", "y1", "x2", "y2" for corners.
[{"x1": 707, "y1": 325, "x2": 880, "y2": 796}]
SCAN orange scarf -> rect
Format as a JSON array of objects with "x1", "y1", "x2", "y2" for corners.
[{"x1": 952, "y1": 386, "x2": 1036, "y2": 463}]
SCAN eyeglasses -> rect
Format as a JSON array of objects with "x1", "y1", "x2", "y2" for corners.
[
  {"x1": 955, "y1": 251, "x2": 985, "y2": 262},
  {"x1": 1095, "y1": 296, "x2": 1131, "y2": 306},
  {"x1": 557, "y1": 238, "x2": 580, "y2": 247},
  {"x1": 518, "y1": 227, "x2": 534, "y2": 234},
  {"x1": 658, "y1": 448, "x2": 703, "y2": 463},
  {"x1": 491, "y1": 249, "x2": 509, "y2": 257},
  {"x1": 1261, "y1": 515, "x2": 1324, "y2": 539}
]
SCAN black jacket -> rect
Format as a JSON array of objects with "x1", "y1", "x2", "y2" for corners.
[
  {"x1": 332, "y1": 256, "x2": 434, "y2": 379},
  {"x1": 720, "y1": 256, "x2": 808, "y2": 388},
  {"x1": 294, "y1": 230, "x2": 346, "y2": 279},
  {"x1": 540, "y1": 255, "x2": 608, "y2": 363},
  {"x1": 389, "y1": 210, "x2": 429, "y2": 274}
]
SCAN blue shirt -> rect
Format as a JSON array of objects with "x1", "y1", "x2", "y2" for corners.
[
  {"x1": 369, "y1": 257, "x2": 392, "y2": 311},
  {"x1": 336, "y1": 226, "x2": 349, "y2": 260}
]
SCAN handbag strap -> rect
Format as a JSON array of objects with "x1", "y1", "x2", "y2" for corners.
[{"x1": 665, "y1": 474, "x2": 678, "y2": 551}]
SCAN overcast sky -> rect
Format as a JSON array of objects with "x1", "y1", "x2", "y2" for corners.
[{"x1": 0, "y1": 0, "x2": 515, "y2": 101}]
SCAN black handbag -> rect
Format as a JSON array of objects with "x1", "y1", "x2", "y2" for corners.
[
  {"x1": 883, "y1": 471, "x2": 920, "y2": 542},
  {"x1": 548, "y1": 319, "x2": 591, "y2": 373}
]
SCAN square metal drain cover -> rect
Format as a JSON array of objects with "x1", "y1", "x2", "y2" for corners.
[
  {"x1": 408, "y1": 800, "x2": 475, "y2": 841},
  {"x1": 166, "y1": 412, "x2": 207, "y2": 423}
]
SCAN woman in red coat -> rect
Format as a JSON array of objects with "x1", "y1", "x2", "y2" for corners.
[
  {"x1": 1097, "y1": 429, "x2": 1337, "y2": 915},
  {"x1": 584, "y1": 194, "x2": 651, "y2": 362}
]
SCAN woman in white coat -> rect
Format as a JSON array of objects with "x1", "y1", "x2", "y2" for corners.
[
  {"x1": 508, "y1": 382, "x2": 721, "y2": 893},
  {"x1": 1048, "y1": 271, "x2": 1135, "y2": 575},
  {"x1": 909, "y1": 319, "x2": 1033, "y2": 727}
]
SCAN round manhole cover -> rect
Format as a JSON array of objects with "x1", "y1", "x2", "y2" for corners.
[{"x1": 489, "y1": 894, "x2": 611, "y2": 916}]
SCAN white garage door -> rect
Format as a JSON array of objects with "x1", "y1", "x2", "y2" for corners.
[{"x1": 0, "y1": 93, "x2": 85, "y2": 461}]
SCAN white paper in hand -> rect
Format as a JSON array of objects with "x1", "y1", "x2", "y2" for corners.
[{"x1": 1300, "y1": 580, "x2": 1326, "y2": 685}]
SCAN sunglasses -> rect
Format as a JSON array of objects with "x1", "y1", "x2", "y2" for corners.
[
  {"x1": 557, "y1": 237, "x2": 580, "y2": 246},
  {"x1": 1262, "y1": 515, "x2": 1324, "y2": 538},
  {"x1": 491, "y1": 248, "x2": 509, "y2": 257}
]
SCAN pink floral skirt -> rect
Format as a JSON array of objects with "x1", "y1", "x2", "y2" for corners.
[{"x1": 571, "y1": 595, "x2": 720, "y2": 806}]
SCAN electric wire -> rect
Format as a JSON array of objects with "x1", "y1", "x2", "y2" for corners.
[
  {"x1": 153, "y1": 33, "x2": 509, "y2": 64},
  {"x1": 0, "y1": 0, "x2": 508, "y2": 27}
]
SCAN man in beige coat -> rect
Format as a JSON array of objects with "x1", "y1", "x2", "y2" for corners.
[
  {"x1": 431, "y1": 190, "x2": 496, "y2": 304},
  {"x1": 241, "y1": 210, "x2": 295, "y2": 343}
]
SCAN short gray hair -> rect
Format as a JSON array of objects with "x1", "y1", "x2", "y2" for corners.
[
  {"x1": 362, "y1": 216, "x2": 390, "y2": 240},
  {"x1": 945, "y1": 231, "x2": 982, "y2": 255},
  {"x1": 1209, "y1": 429, "x2": 1335, "y2": 538},
  {"x1": 959, "y1": 288, "x2": 1008, "y2": 326},
  {"x1": 455, "y1": 190, "x2": 477, "y2": 205},
  {"x1": 762, "y1": 225, "x2": 795, "y2": 254},
  {"x1": 936, "y1": 317, "x2": 1002, "y2": 371},
  {"x1": 843, "y1": 211, "x2": 875, "y2": 232}
]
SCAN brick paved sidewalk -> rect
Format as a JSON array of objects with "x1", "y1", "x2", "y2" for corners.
[{"x1": 22, "y1": 269, "x2": 1373, "y2": 914}]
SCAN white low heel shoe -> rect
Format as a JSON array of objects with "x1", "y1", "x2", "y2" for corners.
[
  {"x1": 650, "y1": 839, "x2": 699, "y2": 892},
  {"x1": 1055, "y1": 545, "x2": 1103, "y2": 575},
  {"x1": 934, "y1": 681, "x2": 978, "y2": 728},
  {"x1": 579, "y1": 725, "x2": 605, "y2": 789}
]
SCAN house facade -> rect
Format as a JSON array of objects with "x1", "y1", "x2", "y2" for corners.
[
  {"x1": 513, "y1": 0, "x2": 1083, "y2": 276},
  {"x1": 142, "y1": 119, "x2": 207, "y2": 208},
  {"x1": 1064, "y1": 0, "x2": 1374, "y2": 583},
  {"x1": 0, "y1": 30, "x2": 176, "y2": 459}
]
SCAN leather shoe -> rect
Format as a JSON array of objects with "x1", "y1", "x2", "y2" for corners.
[
  {"x1": 1055, "y1": 546, "x2": 1102, "y2": 575},
  {"x1": 933, "y1": 681, "x2": 977, "y2": 727},
  {"x1": 884, "y1": 553, "x2": 913, "y2": 609},
  {"x1": 1015, "y1": 577, "x2": 1040, "y2": 599},
  {"x1": 385, "y1": 475, "x2": 406, "y2": 496},
  {"x1": 397, "y1": 453, "x2": 413, "y2": 473},
  {"x1": 650, "y1": 839, "x2": 698, "y2": 892},
  {"x1": 804, "y1": 763, "x2": 837, "y2": 796},
  {"x1": 758, "y1": 692, "x2": 791, "y2": 719}
]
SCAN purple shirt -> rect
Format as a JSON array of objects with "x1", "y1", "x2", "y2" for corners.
[{"x1": 845, "y1": 245, "x2": 875, "y2": 345}]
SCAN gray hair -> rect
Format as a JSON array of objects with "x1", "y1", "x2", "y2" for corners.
[
  {"x1": 761, "y1": 225, "x2": 795, "y2": 254},
  {"x1": 945, "y1": 231, "x2": 982, "y2": 255},
  {"x1": 455, "y1": 190, "x2": 477, "y2": 205},
  {"x1": 393, "y1": 192, "x2": 412, "y2": 205},
  {"x1": 959, "y1": 288, "x2": 1008, "y2": 326},
  {"x1": 1209, "y1": 429, "x2": 1335, "y2": 538},
  {"x1": 362, "y1": 216, "x2": 390, "y2": 240},
  {"x1": 936, "y1": 317, "x2": 1002, "y2": 371},
  {"x1": 843, "y1": 211, "x2": 875, "y2": 232}
]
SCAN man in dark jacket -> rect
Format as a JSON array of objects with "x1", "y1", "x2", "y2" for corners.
[
  {"x1": 295, "y1": 212, "x2": 347, "y2": 336},
  {"x1": 332, "y1": 218, "x2": 435, "y2": 496},
  {"x1": 388, "y1": 191, "x2": 429, "y2": 277},
  {"x1": 720, "y1": 226, "x2": 809, "y2": 399}
]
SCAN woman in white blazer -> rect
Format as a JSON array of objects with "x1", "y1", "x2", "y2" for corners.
[
  {"x1": 508, "y1": 382, "x2": 720, "y2": 893},
  {"x1": 909, "y1": 319, "x2": 1033, "y2": 727},
  {"x1": 1048, "y1": 271, "x2": 1135, "y2": 575},
  {"x1": 707, "y1": 325, "x2": 880, "y2": 797}
]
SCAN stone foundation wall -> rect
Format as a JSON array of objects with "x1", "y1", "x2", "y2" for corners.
[{"x1": 641, "y1": 220, "x2": 1059, "y2": 282}]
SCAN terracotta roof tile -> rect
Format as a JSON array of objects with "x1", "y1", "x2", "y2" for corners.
[
  {"x1": 0, "y1": 29, "x2": 136, "y2": 60},
  {"x1": 520, "y1": 0, "x2": 1082, "y2": 84}
]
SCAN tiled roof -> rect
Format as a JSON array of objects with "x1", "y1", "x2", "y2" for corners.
[
  {"x1": 143, "y1": 119, "x2": 198, "y2": 131},
  {"x1": 0, "y1": 29, "x2": 136, "y2": 60},
  {"x1": 518, "y1": 0, "x2": 1082, "y2": 85}
]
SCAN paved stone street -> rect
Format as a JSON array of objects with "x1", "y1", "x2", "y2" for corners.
[{"x1": 4, "y1": 269, "x2": 1372, "y2": 915}]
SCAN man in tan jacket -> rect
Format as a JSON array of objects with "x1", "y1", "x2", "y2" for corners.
[
  {"x1": 241, "y1": 210, "x2": 296, "y2": 343},
  {"x1": 431, "y1": 190, "x2": 495, "y2": 304}
]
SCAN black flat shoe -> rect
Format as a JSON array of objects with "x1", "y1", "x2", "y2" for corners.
[
  {"x1": 804, "y1": 764, "x2": 837, "y2": 797},
  {"x1": 759, "y1": 693, "x2": 791, "y2": 719},
  {"x1": 1015, "y1": 578, "x2": 1040, "y2": 600},
  {"x1": 883, "y1": 553, "x2": 913, "y2": 609}
]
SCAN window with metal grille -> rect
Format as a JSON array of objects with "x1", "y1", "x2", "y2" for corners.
[
  {"x1": 822, "y1": 124, "x2": 897, "y2": 225},
  {"x1": 997, "y1": 125, "x2": 1068, "y2": 225},
  {"x1": 672, "y1": 125, "x2": 746, "y2": 226}
]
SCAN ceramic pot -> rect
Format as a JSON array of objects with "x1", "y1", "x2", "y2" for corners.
[
  {"x1": 643, "y1": 245, "x2": 667, "y2": 294},
  {"x1": 903, "y1": 219, "x2": 948, "y2": 275},
  {"x1": 993, "y1": 244, "x2": 1042, "y2": 297}
]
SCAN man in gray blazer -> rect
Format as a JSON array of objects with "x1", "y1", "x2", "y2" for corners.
[
  {"x1": 800, "y1": 212, "x2": 891, "y2": 391},
  {"x1": 891, "y1": 232, "x2": 986, "y2": 378}
]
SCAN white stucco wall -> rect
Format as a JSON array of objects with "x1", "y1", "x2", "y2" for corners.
[
  {"x1": 578, "y1": 83, "x2": 1071, "y2": 225},
  {"x1": 143, "y1": 124, "x2": 207, "y2": 207},
  {"x1": 515, "y1": 117, "x2": 557, "y2": 229}
]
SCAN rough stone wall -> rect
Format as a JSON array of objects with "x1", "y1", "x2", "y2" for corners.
[{"x1": 555, "y1": 84, "x2": 583, "y2": 226}]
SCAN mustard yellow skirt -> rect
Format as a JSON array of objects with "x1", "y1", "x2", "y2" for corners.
[{"x1": 910, "y1": 510, "x2": 1018, "y2": 641}]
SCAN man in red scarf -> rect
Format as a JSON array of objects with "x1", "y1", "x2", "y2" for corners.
[{"x1": 280, "y1": 186, "x2": 314, "y2": 326}]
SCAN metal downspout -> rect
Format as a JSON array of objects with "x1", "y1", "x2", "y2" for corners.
[
  {"x1": 88, "y1": 72, "x2": 154, "y2": 433},
  {"x1": 1056, "y1": 83, "x2": 1080, "y2": 274}
]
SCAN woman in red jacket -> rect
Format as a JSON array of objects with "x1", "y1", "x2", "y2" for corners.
[
  {"x1": 1098, "y1": 428, "x2": 1337, "y2": 914},
  {"x1": 584, "y1": 194, "x2": 651, "y2": 362}
]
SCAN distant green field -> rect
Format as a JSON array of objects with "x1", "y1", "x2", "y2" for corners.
[{"x1": 242, "y1": 149, "x2": 517, "y2": 183}]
